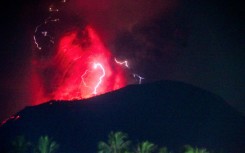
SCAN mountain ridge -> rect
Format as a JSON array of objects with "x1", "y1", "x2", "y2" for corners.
[{"x1": 1, "y1": 80, "x2": 245, "y2": 153}]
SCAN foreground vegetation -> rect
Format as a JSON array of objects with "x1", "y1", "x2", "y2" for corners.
[
  {"x1": 10, "y1": 135, "x2": 59, "y2": 153},
  {"x1": 9, "y1": 131, "x2": 214, "y2": 153},
  {"x1": 98, "y1": 131, "x2": 211, "y2": 153}
]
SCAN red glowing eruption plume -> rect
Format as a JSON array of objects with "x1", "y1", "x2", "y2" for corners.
[{"x1": 31, "y1": 26, "x2": 127, "y2": 105}]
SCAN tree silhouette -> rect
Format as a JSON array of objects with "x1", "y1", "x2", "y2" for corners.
[
  {"x1": 98, "y1": 131, "x2": 213, "y2": 153},
  {"x1": 35, "y1": 136, "x2": 59, "y2": 153},
  {"x1": 98, "y1": 131, "x2": 131, "y2": 153},
  {"x1": 135, "y1": 141, "x2": 156, "y2": 153},
  {"x1": 10, "y1": 135, "x2": 31, "y2": 153},
  {"x1": 183, "y1": 145, "x2": 210, "y2": 153},
  {"x1": 158, "y1": 147, "x2": 172, "y2": 153}
]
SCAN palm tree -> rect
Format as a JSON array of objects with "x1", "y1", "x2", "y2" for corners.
[
  {"x1": 158, "y1": 147, "x2": 172, "y2": 153},
  {"x1": 11, "y1": 135, "x2": 31, "y2": 153},
  {"x1": 35, "y1": 136, "x2": 59, "y2": 153},
  {"x1": 136, "y1": 141, "x2": 156, "y2": 153},
  {"x1": 98, "y1": 131, "x2": 131, "y2": 153},
  {"x1": 183, "y1": 145, "x2": 209, "y2": 153}
]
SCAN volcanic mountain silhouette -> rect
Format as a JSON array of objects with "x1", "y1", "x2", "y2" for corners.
[{"x1": 1, "y1": 80, "x2": 245, "y2": 153}]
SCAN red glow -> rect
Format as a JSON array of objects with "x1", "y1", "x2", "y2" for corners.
[
  {"x1": 31, "y1": 26, "x2": 127, "y2": 104},
  {"x1": 1, "y1": 115, "x2": 20, "y2": 126}
]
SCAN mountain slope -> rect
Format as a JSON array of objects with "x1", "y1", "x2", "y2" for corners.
[{"x1": 1, "y1": 80, "x2": 245, "y2": 153}]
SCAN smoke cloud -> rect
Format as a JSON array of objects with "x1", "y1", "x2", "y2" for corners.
[
  {"x1": 4, "y1": 0, "x2": 244, "y2": 121},
  {"x1": 66, "y1": 0, "x2": 182, "y2": 77},
  {"x1": 71, "y1": 0, "x2": 178, "y2": 40},
  {"x1": 29, "y1": 0, "x2": 181, "y2": 105},
  {"x1": 0, "y1": 0, "x2": 181, "y2": 121}
]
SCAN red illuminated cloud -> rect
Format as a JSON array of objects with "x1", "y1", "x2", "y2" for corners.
[
  {"x1": 70, "y1": 0, "x2": 178, "y2": 41},
  {"x1": 31, "y1": 26, "x2": 127, "y2": 105}
]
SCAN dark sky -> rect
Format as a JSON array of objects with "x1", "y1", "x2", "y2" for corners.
[{"x1": 0, "y1": 0, "x2": 244, "y2": 121}]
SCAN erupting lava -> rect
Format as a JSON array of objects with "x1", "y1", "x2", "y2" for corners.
[{"x1": 32, "y1": 26, "x2": 127, "y2": 104}]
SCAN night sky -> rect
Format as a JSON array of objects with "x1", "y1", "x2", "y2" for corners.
[{"x1": 0, "y1": 0, "x2": 244, "y2": 121}]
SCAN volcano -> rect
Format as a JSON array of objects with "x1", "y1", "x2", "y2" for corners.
[{"x1": 0, "y1": 80, "x2": 245, "y2": 153}]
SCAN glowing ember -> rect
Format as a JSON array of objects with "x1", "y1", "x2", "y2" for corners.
[
  {"x1": 1, "y1": 115, "x2": 20, "y2": 126},
  {"x1": 32, "y1": 26, "x2": 127, "y2": 104}
]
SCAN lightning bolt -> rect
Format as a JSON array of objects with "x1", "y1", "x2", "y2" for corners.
[
  {"x1": 81, "y1": 70, "x2": 90, "y2": 88},
  {"x1": 34, "y1": 25, "x2": 42, "y2": 50},
  {"x1": 133, "y1": 74, "x2": 144, "y2": 84},
  {"x1": 114, "y1": 58, "x2": 129, "y2": 68},
  {"x1": 114, "y1": 57, "x2": 145, "y2": 84},
  {"x1": 33, "y1": 1, "x2": 64, "y2": 51},
  {"x1": 80, "y1": 62, "x2": 105, "y2": 96},
  {"x1": 33, "y1": 18, "x2": 59, "y2": 50},
  {"x1": 93, "y1": 63, "x2": 105, "y2": 94}
]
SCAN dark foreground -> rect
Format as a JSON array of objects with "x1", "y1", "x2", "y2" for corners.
[{"x1": 1, "y1": 80, "x2": 245, "y2": 153}]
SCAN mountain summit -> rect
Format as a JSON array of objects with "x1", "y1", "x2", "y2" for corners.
[{"x1": 1, "y1": 80, "x2": 245, "y2": 153}]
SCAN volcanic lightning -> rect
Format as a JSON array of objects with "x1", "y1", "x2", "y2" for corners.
[
  {"x1": 31, "y1": 0, "x2": 144, "y2": 105},
  {"x1": 32, "y1": 24, "x2": 128, "y2": 104},
  {"x1": 81, "y1": 70, "x2": 90, "y2": 88},
  {"x1": 114, "y1": 58, "x2": 129, "y2": 68},
  {"x1": 133, "y1": 74, "x2": 144, "y2": 84},
  {"x1": 92, "y1": 63, "x2": 105, "y2": 95},
  {"x1": 80, "y1": 63, "x2": 106, "y2": 96},
  {"x1": 114, "y1": 57, "x2": 145, "y2": 84}
]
